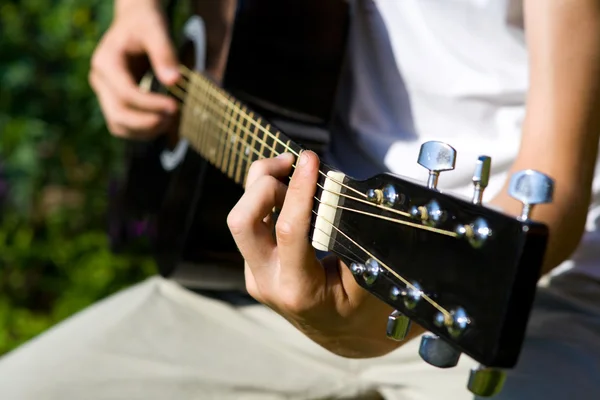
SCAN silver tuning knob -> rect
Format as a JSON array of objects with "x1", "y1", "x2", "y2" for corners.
[
  {"x1": 386, "y1": 310, "x2": 412, "y2": 341},
  {"x1": 472, "y1": 156, "x2": 491, "y2": 205},
  {"x1": 418, "y1": 334, "x2": 461, "y2": 368},
  {"x1": 508, "y1": 170, "x2": 555, "y2": 221},
  {"x1": 467, "y1": 365, "x2": 506, "y2": 397},
  {"x1": 417, "y1": 141, "x2": 457, "y2": 190}
]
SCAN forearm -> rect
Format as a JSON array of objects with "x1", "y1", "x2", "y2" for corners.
[
  {"x1": 193, "y1": 0, "x2": 237, "y2": 82},
  {"x1": 114, "y1": 0, "x2": 162, "y2": 16},
  {"x1": 491, "y1": 0, "x2": 600, "y2": 275}
]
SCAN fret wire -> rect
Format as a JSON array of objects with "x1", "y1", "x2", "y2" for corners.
[
  {"x1": 183, "y1": 76, "x2": 204, "y2": 158},
  {"x1": 284, "y1": 139, "x2": 293, "y2": 154},
  {"x1": 209, "y1": 91, "x2": 225, "y2": 166},
  {"x1": 258, "y1": 119, "x2": 267, "y2": 161},
  {"x1": 244, "y1": 116, "x2": 260, "y2": 187},
  {"x1": 193, "y1": 116, "x2": 265, "y2": 169},
  {"x1": 235, "y1": 103, "x2": 247, "y2": 179},
  {"x1": 178, "y1": 75, "x2": 302, "y2": 159},
  {"x1": 180, "y1": 80, "x2": 278, "y2": 164},
  {"x1": 183, "y1": 78, "x2": 370, "y2": 202},
  {"x1": 183, "y1": 73, "x2": 302, "y2": 156},
  {"x1": 209, "y1": 93, "x2": 227, "y2": 165},
  {"x1": 228, "y1": 101, "x2": 242, "y2": 179},
  {"x1": 215, "y1": 96, "x2": 229, "y2": 170},
  {"x1": 263, "y1": 124, "x2": 273, "y2": 159},
  {"x1": 189, "y1": 74, "x2": 204, "y2": 157},
  {"x1": 201, "y1": 76, "x2": 217, "y2": 164},
  {"x1": 194, "y1": 73, "x2": 211, "y2": 159},
  {"x1": 238, "y1": 111, "x2": 254, "y2": 185},
  {"x1": 225, "y1": 103, "x2": 237, "y2": 178},
  {"x1": 179, "y1": 79, "x2": 195, "y2": 155},
  {"x1": 234, "y1": 106, "x2": 248, "y2": 184},
  {"x1": 173, "y1": 74, "x2": 422, "y2": 245},
  {"x1": 221, "y1": 97, "x2": 235, "y2": 175},
  {"x1": 270, "y1": 131, "x2": 280, "y2": 159}
]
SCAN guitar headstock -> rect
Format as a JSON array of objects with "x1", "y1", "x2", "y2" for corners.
[{"x1": 311, "y1": 141, "x2": 554, "y2": 397}]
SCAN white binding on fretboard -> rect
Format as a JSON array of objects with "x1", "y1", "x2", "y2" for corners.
[
  {"x1": 159, "y1": 15, "x2": 207, "y2": 171},
  {"x1": 312, "y1": 171, "x2": 346, "y2": 251}
]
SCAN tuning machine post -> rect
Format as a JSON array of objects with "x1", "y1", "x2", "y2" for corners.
[
  {"x1": 417, "y1": 141, "x2": 457, "y2": 190},
  {"x1": 472, "y1": 156, "x2": 491, "y2": 205},
  {"x1": 350, "y1": 258, "x2": 382, "y2": 286},
  {"x1": 508, "y1": 170, "x2": 555, "y2": 221}
]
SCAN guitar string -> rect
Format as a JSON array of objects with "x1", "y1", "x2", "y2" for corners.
[
  {"x1": 311, "y1": 209, "x2": 451, "y2": 319},
  {"x1": 310, "y1": 228, "x2": 365, "y2": 267},
  {"x1": 165, "y1": 72, "x2": 454, "y2": 318},
  {"x1": 175, "y1": 70, "x2": 447, "y2": 230},
  {"x1": 171, "y1": 73, "x2": 457, "y2": 238},
  {"x1": 187, "y1": 123, "x2": 453, "y2": 318},
  {"x1": 169, "y1": 83, "x2": 457, "y2": 238},
  {"x1": 176, "y1": 66, "x2": 379, "y2": 202},
  {"x1": 173, "y1": 77, "x2": 421, "y2": 222},
  {"x1": 174, "y1": 73, "x2": 456, "y2": 237},
  {"x1": 172, "y1": 76, "x2": 458, "y2": 238}
]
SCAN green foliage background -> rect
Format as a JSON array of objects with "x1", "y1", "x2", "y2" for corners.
[{"x1": 0, "y1": 0, "x2": 156, "y2": 354}]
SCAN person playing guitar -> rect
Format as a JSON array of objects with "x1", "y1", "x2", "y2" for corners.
[{"x1": 2, "y1": 0, "x2": 600, "y2": 399}]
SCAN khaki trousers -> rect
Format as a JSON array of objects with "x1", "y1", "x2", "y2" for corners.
[{"x1": 1, "y1": 274, "x2": 599, "y2": 400}]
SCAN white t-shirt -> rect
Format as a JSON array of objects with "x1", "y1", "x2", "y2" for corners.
[{"x1": 329, "y1": 0, "x2": 600, "y2": 279}]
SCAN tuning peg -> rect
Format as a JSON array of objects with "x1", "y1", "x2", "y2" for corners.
[
  {"x1": 386, "y1": 310, "x2": 412, "y2": 341},
  {"x1": 467, "y1": 365, "x2": 506, "y2": 397},
  {"x1": 417, "y1": 141, "x2": 457, "y2": 190},
  {"x1": 472, "y1": 156, "x2": 491, "y2": 205},
  {"x1": 418, "y1": 334, "x2": 461, "y2": 368},
  {"x1": 508, "y1": 170, "x2": 554, "y2": 221}
]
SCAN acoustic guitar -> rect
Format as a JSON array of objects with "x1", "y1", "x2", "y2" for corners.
[{"x1": 108, "y1": 0, "x2": 554, "y2": 397}]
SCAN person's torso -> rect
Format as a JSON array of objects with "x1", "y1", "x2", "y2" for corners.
[{"x1": 328, "y1": 0, "x2": 600, "y2": 279}]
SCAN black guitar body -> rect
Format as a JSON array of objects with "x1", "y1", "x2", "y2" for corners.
[{"x1": 109, "y1": 0, "x2": 350, "y2": 286}]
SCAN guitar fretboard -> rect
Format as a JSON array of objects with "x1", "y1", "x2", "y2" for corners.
[{"x1": 179, "y1": 72, "x2": 303, "y2": 187}]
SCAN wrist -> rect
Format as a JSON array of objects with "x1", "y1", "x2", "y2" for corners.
[{"x1": 115, "y1": 0, "x2": 162, "y2": 19}]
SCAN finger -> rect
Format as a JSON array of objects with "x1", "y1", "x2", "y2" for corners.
[
  {"x1": 91, "y1": 72, "x2": 171, "y2": 139},
  {"x1": 227, "y1": 175, "x2": 287, "y2": 271},
  {"x1": 91, "y1": 41, "x2": 178, "y2": 115},
  {"x1": 245, "y1": 152, "x2": 295, "y2": 189},
  {"x1": 142, "y1": 12, "x2": 180, "y2": 86},
  {"x1": 275, "y1": 151, "x2": 325, "y2": 288}
]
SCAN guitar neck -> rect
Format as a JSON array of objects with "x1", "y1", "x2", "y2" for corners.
[{"x1": 178, "y1": 71, "x2": 304, "y2": 187}]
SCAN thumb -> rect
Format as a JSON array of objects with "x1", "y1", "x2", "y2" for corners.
[{"x1": 143, "y1": 17, "x2": 180, "y2": 86}]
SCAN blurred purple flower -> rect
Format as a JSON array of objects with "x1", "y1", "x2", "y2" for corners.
[
  {"x1": 130, "y1": 220, "x2": 149, "y2": 237},
  {"x1": 127, "y1": 218, "x2": 157, "y2": 240}
]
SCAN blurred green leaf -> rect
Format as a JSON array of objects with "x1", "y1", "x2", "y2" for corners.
[{"x1": 0, "y1": 0, "x2": 156, "y2": 354}]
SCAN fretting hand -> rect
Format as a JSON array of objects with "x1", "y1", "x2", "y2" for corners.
[{"x1": 227, "y1": 151, "x2": 421, "y2": 358}]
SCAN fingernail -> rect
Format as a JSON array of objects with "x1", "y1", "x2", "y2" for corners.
[
  {"x1": 298, "y1": 151, "x2": 310, "y2": 166},
  {"x1": 276, "y1": 152, "x2": 294, "y2": 162}
]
